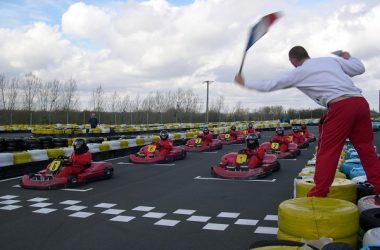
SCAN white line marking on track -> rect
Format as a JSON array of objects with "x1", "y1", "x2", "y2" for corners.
[
  {"x1": 234, "y1": 219, "x2": 259, "y2": 226},
  {"x1": 0, "y1": 176, "x2": 21, "y2": 183},
  {"x1": 153, "y1": 163, "x2": 176, "y2": 166},
  {"x1": 117, "y1": 162, "x2": 134, "y2": 165},
  {"x1": 194, "y1": 176, "x2": 276, "y2": 182},
  {"x1": 278, "y1": 158, "x2": 297, "y2": 161},
  {"x1": 202, "y1": 151, "x2": 218, "y2": 154},
  {"x1": 264, "y1": 215, "x2": 278, "y2": 221},
  {"x1": 203, "y1": 223, "x2": 229, "y2": 231},
  {"x1": 254, "y1": 226, "x2": 278, "y2": 235},
  {"x1": 61, "y1": 188, "x2": 93, "y2": 192}
]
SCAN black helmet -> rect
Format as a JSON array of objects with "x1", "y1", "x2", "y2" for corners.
[
  {"x1": 246, "y1": 134, "x2": 259, "y2": 149},
  {"x1": 248, "y1": 123, "x2": 253, "y2": 128},
  {"x1": 159, "y1": 130, "x2": 169, "y2": 140},
  {"x1": 292, "y1": 126, "x2": 300, "y2": 133},
  {"x1": 203, "y1": 128, "x2": 209, "y2": 134},
  {"x1": 73, "y1": 138, "x2": 88, "y2": 154},
  {"x1": 275, "y1": 127, "x2": 284, "y2": 135},
  {"x1": 231, "y1": 125, "x2": 236, "y2": 131},
  {"x1": 301, "y1": 124, "x2": 307, "y2": 129}
]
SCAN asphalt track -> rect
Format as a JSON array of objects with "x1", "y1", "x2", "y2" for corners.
[{"x1": 0, "y1": 127, "x2": 379, "y2": 250}]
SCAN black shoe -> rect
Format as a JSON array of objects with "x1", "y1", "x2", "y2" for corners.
[{"x1": 375, "y1": 194, "x2": 380, "y2": 203}]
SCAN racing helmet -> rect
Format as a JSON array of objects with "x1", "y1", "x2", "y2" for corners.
[
  {"x1": 231, "y1": 125, "x2": 236, "y2": 131},
  {"x1": 203, "y1": 128, "x2": 209, "y2": 134},
  {"x1": 159, "y1": 130, "x2": 169, "y2": 140},
  {"x1": 301, "y1": 124, "x2": 307, "y2": 130},
  {"x1": 73, "y1": 138, "x2": 89, "y2": 154},
  {"x1": 292, "y1": 126, "x2": 300, "y2": 133},
  {"x1": 248, "y1": 123, "x2": 253, "y2": 128},
  {"x1": 246, "y1": 134, "x2": 259, "y2": 149},
  {"x1": 275, "y1": 127, "x2": 284, "y2": 135}
]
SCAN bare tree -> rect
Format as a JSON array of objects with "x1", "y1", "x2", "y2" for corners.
[
  {"x1": 21, "y1": 73, "x2": 41, "y2": 124},
  {"x1": 108, "y1": 91, "x2": 120, "y2": 124},
  {"x1": 47, "y1": 80, "x2": 61, "y2": 123},
  {"x1": 210, "y1": 95, "x2": 225, "y2": 122},
  {"x1": 90, "y1": 84, "x2": 105, "y2": 123},
  {"x1": 0, "y1": 74, "x2": 6, "y2": 110},
  {"x1": 62, "y1": 78, "x2": 78, "y2": 124}
]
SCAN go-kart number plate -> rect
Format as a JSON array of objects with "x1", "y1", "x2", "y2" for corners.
[
  {"x1": 49, "y1": 160, "x2": 61, "y2": 172},
  {"x1": 288, "y1": 136, "x2": 293, "y2": 142},
  {"x1": 147, "y1": 145, "x2": 157, "y2": 153},
  {"x1": 224, "y1": 134, "x2": 230, "y2": 139},
  {"x1": 195, "y1": 138, "x2": 202, "y2": 144},
  {"x1": 271, "y1": 142, "x2": 280, "y2": 150},
  {"x1": 236, "y1": 154, "x2": 247, "y2": 164}
]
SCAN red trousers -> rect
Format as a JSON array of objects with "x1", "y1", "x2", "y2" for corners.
[{"x1": 308, "y1": 97, "x2": 380, "y2": 197}]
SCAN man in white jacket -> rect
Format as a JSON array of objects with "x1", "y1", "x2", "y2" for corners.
[{"x1": 235, "y1": 46, "x2": 380, "y2": 202}]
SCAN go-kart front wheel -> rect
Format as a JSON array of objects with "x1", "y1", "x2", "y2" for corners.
[
  {"x1": 67, "y1": 175, "x2": 78, "y2": 186},
  {"x1": 104, "y1": 167, "x2": 114, "y2": 179}
]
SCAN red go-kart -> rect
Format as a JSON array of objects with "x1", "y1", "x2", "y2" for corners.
[
  {"x1": 260, "y1": 141, "x2": 300, "y2": 159},
  {"x1": 217, "y1": 133, "x2": 245, "y2": 145},
  {"x1": 20, "y1": 157, "x2": 113, "y2": 190},
  {"x1": 287, "y1": 135, "x2": 309, "y2": 149},
  {"x1": 211, "y1": 153, "x2": 280, "y2": 180},
  {"x1": 183, "y1": 138, "x2": 222, "y2": 152},
  {"x1": 129, "y1": 144, "x2": 187, "y2": 163}
]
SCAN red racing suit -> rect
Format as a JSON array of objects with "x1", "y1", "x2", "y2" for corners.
[
  {"x1": 247, "y1": 127, "x2": 256, "y2": 134},
  {"x1": 238, "y1": 146, "x2": 265, "y2": 169},
  {"x1": 199, "y1": 133, "x2": 213, "y2": 146},
  {"x1": 229, "y1": 130, "x2": 238, "y2": 140},
  {"x1": 287, "y1": 131, "x2": 306, "y2": 144},
  {"x1": 155, "y1": 139, "x2": 173, "y2": 158},
  {"x1": 300, "y1": 127, "x2": 311, "y2": 139},
  {"x1": 270, "y1": 135, "x2": 291, "y2": 153},
  {"x1": 56, "y1": 152, "x2": 92, "y2": 177}
]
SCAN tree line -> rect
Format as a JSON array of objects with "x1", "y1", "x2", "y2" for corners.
[{"x1": 0, "y1": 73, "x2": 329, "y2": 125}]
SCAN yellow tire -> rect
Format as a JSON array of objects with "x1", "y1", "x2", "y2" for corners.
[
  {"x1": 295, "y1": 178, "x2": 356, "y2": 203},
  {"x1": 278, "y1": 230, "x2": 357, "y2": 249},
  {"x1": 278, "y1": 197, "x2": 358, "y2": 244},
  {"x1": 298, "y1": 168, "x2": 346, "y2": 179}
]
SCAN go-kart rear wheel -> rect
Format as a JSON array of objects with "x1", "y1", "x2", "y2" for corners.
[
  {"x1": 104, "y1": 167, "x2": 113, "y2": 178},
  {"x1": 67, "y1": 175, "x2": 78, "y2": 186},
  {"x1": 181, "y1": 150, "x2": 187, "y2": 159}
]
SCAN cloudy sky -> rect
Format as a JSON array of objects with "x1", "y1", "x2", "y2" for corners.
[{"x1": 0, "y1": 0, "x2": 379, "y2": 112}]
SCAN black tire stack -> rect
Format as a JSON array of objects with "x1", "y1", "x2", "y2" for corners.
[
  {"x1": 0, "y1": 138, "x2": 5, "y2": 152},
  {"x1": 52, "y1": 138, "x2": 68, "y2": 148},
  {"x1": 38, "y1": 136, "x2": 54, "y2": 149},
  {"x1": 22, "y1": 138, "x2": 42, "y2": 150},
  {"x1": 5, "y1": 138, "x2": 23, "y2": 151}
]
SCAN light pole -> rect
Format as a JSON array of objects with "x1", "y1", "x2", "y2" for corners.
[{"x1": 203, "y1": 80, "x2": 214, "y2": 123}]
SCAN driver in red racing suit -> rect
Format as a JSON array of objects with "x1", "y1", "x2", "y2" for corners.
[
  {"x1": 247, "y1": 122, "x2": 256, "y2": 134},
  {"x1": 300, "y1": 124, "x2": 311, "y2": 139},
  {"x1": 155, "y1": 130, "x2": 173, "y2": 158},
  {"x1": 198, "y1": 127, "x2": 213, "y2": 146},
  {"x1": 287, "y1": 126, "x2": 306, "y2": 144},
  {"x1": 229, "y1": 125, "x2": 238, "y2": 140},
  {"x1": 271, "y1": 127, "x2": 291, "y2": 153},
  {"x1": 56, "y1": 138, "x2": 92, "y2": 177},
  {"x1": 238, "y1": 134, "x2": 265, "y2": 169}
]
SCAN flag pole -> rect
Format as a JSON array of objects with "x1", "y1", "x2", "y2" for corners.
[{"x1": 238, "y1": 50, "x2": 248, "y2": 75}]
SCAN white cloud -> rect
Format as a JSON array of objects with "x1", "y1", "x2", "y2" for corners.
[{"x1": 0, "y1": 0, "x2": 379, "y2": 112}]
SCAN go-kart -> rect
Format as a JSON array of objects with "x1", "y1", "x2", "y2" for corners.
[
  {"x1": 20, "y1": 156, "x2": 113, "y2": 190},
  {"x1": 211, "y1": 152, "x2": 280, "y2": 180},
  {"x1": 216, "y1": 133, "x2": 245, "y2": 145},
  {"x1": 129, "y1": 144, "x2": 187, "y2": 163},
  {"x1": 260, "y1": 141, "x2": 300, "y2": 159},
  {"x1": 287, "y1": 135, "x2": 309, "y2": 149},
  {"x1": 183, "y1": 138, "x2": 222, "y2": 152}
]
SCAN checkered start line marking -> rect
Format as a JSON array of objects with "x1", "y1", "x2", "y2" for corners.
[{"x1": 0, "y1": 194, "x2": 278, "y2": 234}]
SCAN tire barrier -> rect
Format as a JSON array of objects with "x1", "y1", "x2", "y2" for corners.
[
  {"x1": 27, "y1": 149, "x2": 49, "y2": 162},
  {"x1": 278, "y1": 197, "x2": 359, "y2": 248},
  {"x1": 358, "y1": 195, "x2": 380, "y2": 213},
  {"x1": 13, "y1": 152, "x2": 32, "y2": 165},
  {"x1": 0, "y1": 153, "x2": 13, "y2": 167},
  {"x1": 360, "y1": 208, "x2": 380, "y2": 232},
  {"x1": 363, "y1": 227, "x2": 380, "y2": 247},
  {"x1": 5, "y1": 138, "x2": 23, "y2": 151},
  {"x1": 22, "y1": 138, "x2": 42, "y2": 150},
  {"x1": 249, "y1": 239, "x2": 319, "y2": 250},
  {"x1": 294, "y1": 178, "x2": 357, "y2": 203},
  {"x1": 298, "y1": 167, "x2": 346, "y2": 179},
  {"x1": 46, "y1": 148, "x2": 65, "y2": 159},
  {"x1": 0, "y1": 138, "x2": 5, "y2": 152},
  {"x1": 349, "y1": 166, "x2": 366, "y2": 179},
  {"x1": 38, "y1": 136, "x2": 53, "y2": 149},
  {"x1": 357, "y1": 182, "x2": 375, "y2": 201},
  {"x1": 52, "y1": 138, "x2": 68, "y2": 148},
  {"x1": 321, "y1": 242, "x2": 355, "y2": 250},
  {"x1": 341, "y1": 158, "x2": 361, "y2": 175}
]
